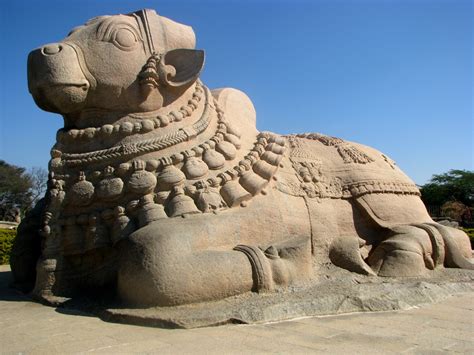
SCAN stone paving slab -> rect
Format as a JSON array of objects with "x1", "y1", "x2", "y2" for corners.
[{"x1": 1, "y1": 265, "x2": 473, "y2": 354}]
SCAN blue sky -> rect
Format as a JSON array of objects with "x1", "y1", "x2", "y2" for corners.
[{"x1": 0, "y1": 0, "x2": 472, "y2": 184}]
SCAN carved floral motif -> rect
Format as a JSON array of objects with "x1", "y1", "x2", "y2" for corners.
[{"x1": 278, "y1": 136, "x2": 420, "y2": 200}]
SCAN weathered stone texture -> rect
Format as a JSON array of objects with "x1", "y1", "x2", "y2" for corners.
[{"x1": 11, "y1": 9, "x2": 473, "y2": 324}]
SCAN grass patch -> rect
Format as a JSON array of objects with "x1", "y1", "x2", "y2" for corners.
[{"x1": 0, "y1": 228, "x2": 16, "y2": 265}]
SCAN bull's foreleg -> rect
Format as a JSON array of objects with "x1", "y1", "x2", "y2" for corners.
[{"x1": 117, "y1": 221, "x2": 311, "y2": 306}]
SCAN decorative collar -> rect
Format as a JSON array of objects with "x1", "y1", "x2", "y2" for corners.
[{"x1": 57, "y1": 82, "x2": 204, "y2": 145}]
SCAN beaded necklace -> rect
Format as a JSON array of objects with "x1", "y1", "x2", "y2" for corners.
[{"x1": 56, "y1": 82, "x2": 204, "y2": 144}]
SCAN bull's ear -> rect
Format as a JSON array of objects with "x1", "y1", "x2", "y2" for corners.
[{"x1": 159, "y1": 49, "x2": 205, "y2": 88}]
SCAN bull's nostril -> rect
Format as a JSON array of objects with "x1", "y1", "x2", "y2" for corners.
[{"x1": 42, "y1": 44, "x2": 63, "y2": 55}]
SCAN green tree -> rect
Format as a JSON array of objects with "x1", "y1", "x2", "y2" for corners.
[
  {"x1": 420, "y1": 169, "x2": 474, "y2": 208},
  {"x1": 0, "y1": 161, "x2": 33, "y2": 220}
]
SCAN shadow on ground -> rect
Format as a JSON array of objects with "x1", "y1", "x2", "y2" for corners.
[
  {"x1": 0, "y1": 266, "x2": 100, "y2": 319},
  {"x1": 0, "y1": 269, "x2": 31, "y2": 302}
]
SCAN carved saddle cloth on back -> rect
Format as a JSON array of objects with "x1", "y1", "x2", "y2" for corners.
[{"x1": 276, "y1": 133, "x2": 421, "y2": 226}]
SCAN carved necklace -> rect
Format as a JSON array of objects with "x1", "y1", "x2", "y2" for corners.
[{"x1": 56, "y1": 82, "x2": 204, "y2": 144}]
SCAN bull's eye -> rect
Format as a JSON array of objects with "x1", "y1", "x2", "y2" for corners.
[
  {"x1": 96, "y1": 18, "x2": 142, "y2": 51},
  {"x1": 113, "y1": 28, "x2": 138, "y2": 50}
]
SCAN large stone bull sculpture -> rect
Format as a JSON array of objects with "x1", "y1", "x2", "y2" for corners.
[{"x1": 12, "y1": 9, "x2": 473, "y2": 308}]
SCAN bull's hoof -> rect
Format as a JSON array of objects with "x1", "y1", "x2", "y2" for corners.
[
  {"x1": 329, "y1": 235, "x2": 376, "y2": 276},
  {"x1": 368, "y1": 247, "x2": 430, "y2": 277},
  {"x1": 367, "y1": 224, "x2": 439, "y2": 277},
  {"x1": 267, "y1": 235, "x2": 313, "y2": 285}
]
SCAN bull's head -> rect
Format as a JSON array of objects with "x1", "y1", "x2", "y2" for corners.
[{"x1": 27, "y1": 9, "x2": 204, "y2": 123}]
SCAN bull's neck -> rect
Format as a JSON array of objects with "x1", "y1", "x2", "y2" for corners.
[
  {"x1": 57, "y1": 81, "x2": 204, "y2": 150},
  {"x1": 73, "y1": 82, "x2": 201, "y2": 129},
  {"x1": 51, "y1": 81, "x2": 216, "y2": 174}
]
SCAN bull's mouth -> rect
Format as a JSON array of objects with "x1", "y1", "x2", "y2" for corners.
[
  {"x1": 31, "y1": 81, "x2": 90, "y2": 114},
  {"x1": 50, "y1": 82, "x2": 90, "y2": 89}
]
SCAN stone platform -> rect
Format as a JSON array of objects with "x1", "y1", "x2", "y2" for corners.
[
  {"x1": 102, "y1": 266, "x2": 474, "y2": 328},
  {"x1": 1, "y1": 265, "x2": 473, "y2": 354}
]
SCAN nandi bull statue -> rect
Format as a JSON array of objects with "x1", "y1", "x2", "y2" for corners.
[{"x1": 12, "y1": 9, "x2": 473, "y2": 310}]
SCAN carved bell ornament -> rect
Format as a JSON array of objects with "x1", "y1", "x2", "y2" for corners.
[
  {"x1": 196, "y1": 188, "x2": 227, "y2": 212},
  {"x1": 239, "y1": 171, "x2": 268, "y2": 195},
  {"x1": 68, "y1": 172, "x2": 95, "y2": 206},
  {"x1": 202, "y1": 148, "x2": 225, "y2": 170},
  {"x1": 137, "y1": 195, "x2": 167, "y2": 227},
  {"x1": 128, "y1": 169, "x2": 157, "y2": 195},
  {"x1": 253, "y1": 160, "x2": 278, "y2": 180},
  {"x1": 261, "y1": 151, "x2": 283, "y2": 166},
  {"x1": 220, "y1": 180, "x2": 251, "y2": 207},
  {"x1": 127, "y1": 161, "x2": 157, "y2": 194},
  {"x1": 182, "y1": 156, "x2": 209, "y2": 180},
  {"x1": 167, "y1": 187, "x2": 200, "y2": 217},
  {"x1": 216, "y1": 140, "x2": 237, "y2": 160},
  {"x1": 157, "y1": 164, "x2": 186, "y2": 190},
  {"x1": 111, "y1": 206, "x2": 135, "y2": 245},
  {"x1": 224, "y1": 133, "x2": 242, "y2": 149},
  {"x1": 96, "y1": 166, "x2": 124, "y2": 201}
]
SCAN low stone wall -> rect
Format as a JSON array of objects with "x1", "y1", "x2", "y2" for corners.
[{"x1": 0, "y1": 221, "x2": 18, "y2": 230}]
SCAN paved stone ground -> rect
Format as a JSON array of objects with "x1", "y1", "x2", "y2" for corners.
[{"x1": 1, "y1": 265, "x2": 473, "y2": 354}]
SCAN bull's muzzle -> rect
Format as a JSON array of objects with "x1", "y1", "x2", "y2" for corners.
[{"x1": 28, "y1": 42, "x2": 91, "y2": 114}]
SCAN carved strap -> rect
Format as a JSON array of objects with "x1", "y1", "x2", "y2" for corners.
[{"x1": 234, "y1": 244, "x2": 273, "y2": 292}]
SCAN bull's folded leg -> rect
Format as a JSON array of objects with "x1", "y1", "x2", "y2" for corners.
[
  {"x1": 426, "y1": 223, "x2": 474, "y2": 269},
  {"x1": 367, "y1": 225, "x2": 436, "y2": 277},
  {"x1": 117, "y1": 224, "x2": 311, "y2": 307},
  {"x1": 367, "y1": 223, "x2": 473, "y2": 276},
  {"x1": 118, "y1": 241, "x2": 254, "y2": 306},
  {"x1": 329, "y1": 235, "x2": 376, "y2": 276}
]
